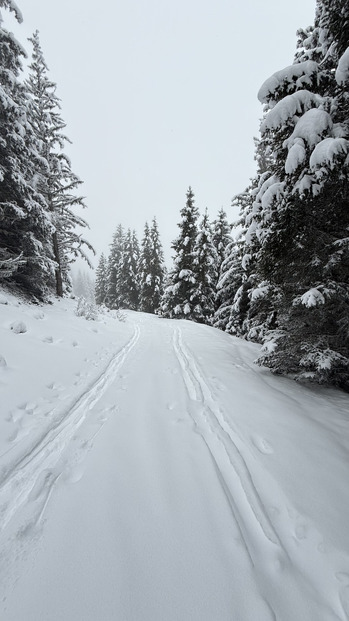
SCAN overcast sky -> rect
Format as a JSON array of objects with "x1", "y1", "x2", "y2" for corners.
[{"x1": 6, "y1": 0, "x2": 316, "y2": 266}]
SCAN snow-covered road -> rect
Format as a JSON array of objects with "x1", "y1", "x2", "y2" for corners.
[{"x1": 1, "y1": 306, "x2": 349, "y2": 620}]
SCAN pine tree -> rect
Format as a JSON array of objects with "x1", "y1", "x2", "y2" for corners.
[
  {"x1": 118, "y1": 228, "x2": 139, "y2": 310},
  {"x1": 0, "y1": 3, "x2": 55, "y2": 299},
  {"x1": 26, "y1": 31, "x2": 94, "y2": 297},
  {"x1": 139, "y1": 217, "x2": 166, "y2": 313},
  {"x1": 161, "y1": 187, "x2": 199, "y2": 319},
  {"x1": 149, "y1": 217, "x2": 165, "y2": 312},
  {"x1": 213, "y1": 186, "x2": 256, "y2": 334},
  {"x1": 106, "y1": 224, "x2": 124, "y2": 308},
  {"x1": 139, "y1": 222, "x2": 153, "y2": 312},
  {"x1": 248, "y1": 0, "x2": 349, "y2": 387},
  {"x1": 190, "y1": 209, "x2": 218, "y2": 324},
  {"x1": 212, "y1": 208, "x2": 231, "y2": 280},
  {"x1": 95, "y1": 253, "x2": 108, "y2": 305}
]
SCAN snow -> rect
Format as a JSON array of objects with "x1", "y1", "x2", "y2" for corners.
[
  {"x1": 299, "y1": 287, "x2": 326, "y2": 307},
  {"x1": 285, "y1": 139, "x2": 307, "y2": 174},
  {"x1": 258, "y1": 61, "x2": 319, "y2": 103},
  {"x1": 0, "y1": 289, "x2": 349, "y2": 620},
  {"x1": 335, "y1": 47, "x2": 349, "y2": 85},
  {"x1": 284, "y1": 108, "x2": 333, "y2": 149},
  {"x1": 261, "y1": 90, "x2": 322, "y2": 132},
  {"x1": 309, "y1": 137, "x2": 349, "y2": 170}
]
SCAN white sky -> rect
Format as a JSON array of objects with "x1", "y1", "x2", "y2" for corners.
[{"x1": 6, "y1": 0, "x2": 316, "y2": 266}]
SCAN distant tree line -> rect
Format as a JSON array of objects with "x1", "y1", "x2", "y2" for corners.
[
  {"x1": 95, "y1": 218, "x2": 166, "y2": 314},
  {"x1": 0, "y1": 2, "x2": 93, "y2": 300},
  {"x1": 95, "y1": 190, "x2": 232, "y2": 322}
]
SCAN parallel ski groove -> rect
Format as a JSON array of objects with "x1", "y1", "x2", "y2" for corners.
[{"x1": 0, "y1": 325, "x2": 140, "y2": 533}]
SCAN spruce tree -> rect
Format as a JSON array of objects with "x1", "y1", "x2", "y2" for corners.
[
  {"x1": 190, "y1": 210, "x2": 218, "y2": 324},
  {"x1": 118, "y1": 228, "x2": 139, "y2": 310},
  {"x1": 213, "y1": 186, "x2": 256, "y2": 335},
  {"x1": 0, "y1": 3, "x2": 55, "y2": 299},
  {"x1": 95, "y1": 253, "x2": 108, "y2": 305},
  {"x1": 248, "y1": 0, "x2": 349, "y2": 387},
  {"x1": 26, "y1": 31, "x2": 94, "y2": 297},
  {"x1": 161, "y1": 187, "x2": 199, "y2": 319},
  {"x1": 212, "y1": 208, "x2": 231, "y2": 280},
  {"x1": 106, "y1": 224, "x2": 124, "y2": 308},
  {"x1": 149, "y1": 217, "x2": 165, "y2": 312},
  {"x1": 139, "y1": 222, "x2": 153, "y2": 313}
]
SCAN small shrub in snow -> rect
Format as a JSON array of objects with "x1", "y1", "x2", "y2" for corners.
[
  {"x1": 75, "y1": 297, "x2": 98, "y2": 321},
  {"x1": 10, "y1": 321, "x2": 27, "y2": 334}
]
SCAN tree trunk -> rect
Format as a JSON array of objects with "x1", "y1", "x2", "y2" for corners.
[{"x1": 52, "y1": 231, "x2": 63, "y2": 297}]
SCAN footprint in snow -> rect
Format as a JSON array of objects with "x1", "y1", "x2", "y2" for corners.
[
  {"x1": 18, "y1": 401, "x2": 37, "y2": 414},
  {"x1": 33, "y1": 310, "x2": 45, "y2": 320},
  {"x1": 11, "y1": 321, "x2": 27, "y2": 334},
  {"x1": 42, "y1": 335, "x2": 53, "y2": 343},
  {"x1": 46, "y1": 382, "x2": 63, "y2": 392},
  {"x1": 294, "y1": 522, "x2": 309, "y2": 540},
  {"x1": 252, "y1": 435, "x2": 274, "y2": 454}
]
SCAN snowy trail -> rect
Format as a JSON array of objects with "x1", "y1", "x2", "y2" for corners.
[
  {"x1": 0, "y1": 325, "x2": 140, "y2": 545},
  {"x1": 0, "y1": 310, "x2": 349, "y2": 620}
]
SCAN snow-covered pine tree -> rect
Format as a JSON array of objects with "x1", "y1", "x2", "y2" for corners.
[
  {"x1": 213, "y1": 239, "x2": 239, "y2": 331},
  {"x1": 213, "y1": 186, "x2": 255, "y2": 334},
  {"x1": 211, "y1": 208, "x2": 231, "y2": 281},
  {"x1": 118, "y1": 228, "x2": 139, "y2": 310},
  {"x1": 106, "y1": 224, "x2": 124, "y2": 309},
  {"x1": 160, "y1": 187, "x2": 199, "y2": 319},
  {"x1": 131, "y1": 229, "x2": 140, "y2": 285},
  {"x1": 0, "y1": 3, "x2": 55, "y2": 299},
  {"x1": 149, "y1": 217, "x2": 165, "y2": 313},
  {"x1": 139, "y1": 218, "x2": 165, "y2": 313},
  {"x1": 95, "y1": 253, "x2": 108, "y2": 305},
  {"x1": 26, "y1": 31, "x2": 94, "y2": 297},
  {"x1": 248, "y1": 0, "x2": 349, "y2": 388},
  {"x1": 139, "y1": 222, "x2": 153, "y2": 312},
  {"x1": 190, "y1": 209, "x2": 218, "y2": 324}
]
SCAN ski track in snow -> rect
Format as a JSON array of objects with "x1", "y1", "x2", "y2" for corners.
[
  {"x1": 172, "y1": 325, "x2": 348, "y2": 621},
  {"x1": 0, "y1": 325, "x2": 140, "y2": 539}
]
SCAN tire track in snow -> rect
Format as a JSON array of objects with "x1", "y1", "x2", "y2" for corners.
[
  {"x1": 173, "y1": 326, "x2": 347, "y2": 621},
  {"x1": 0, "y1": 325, "x2": 140, "y2": 534}
]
